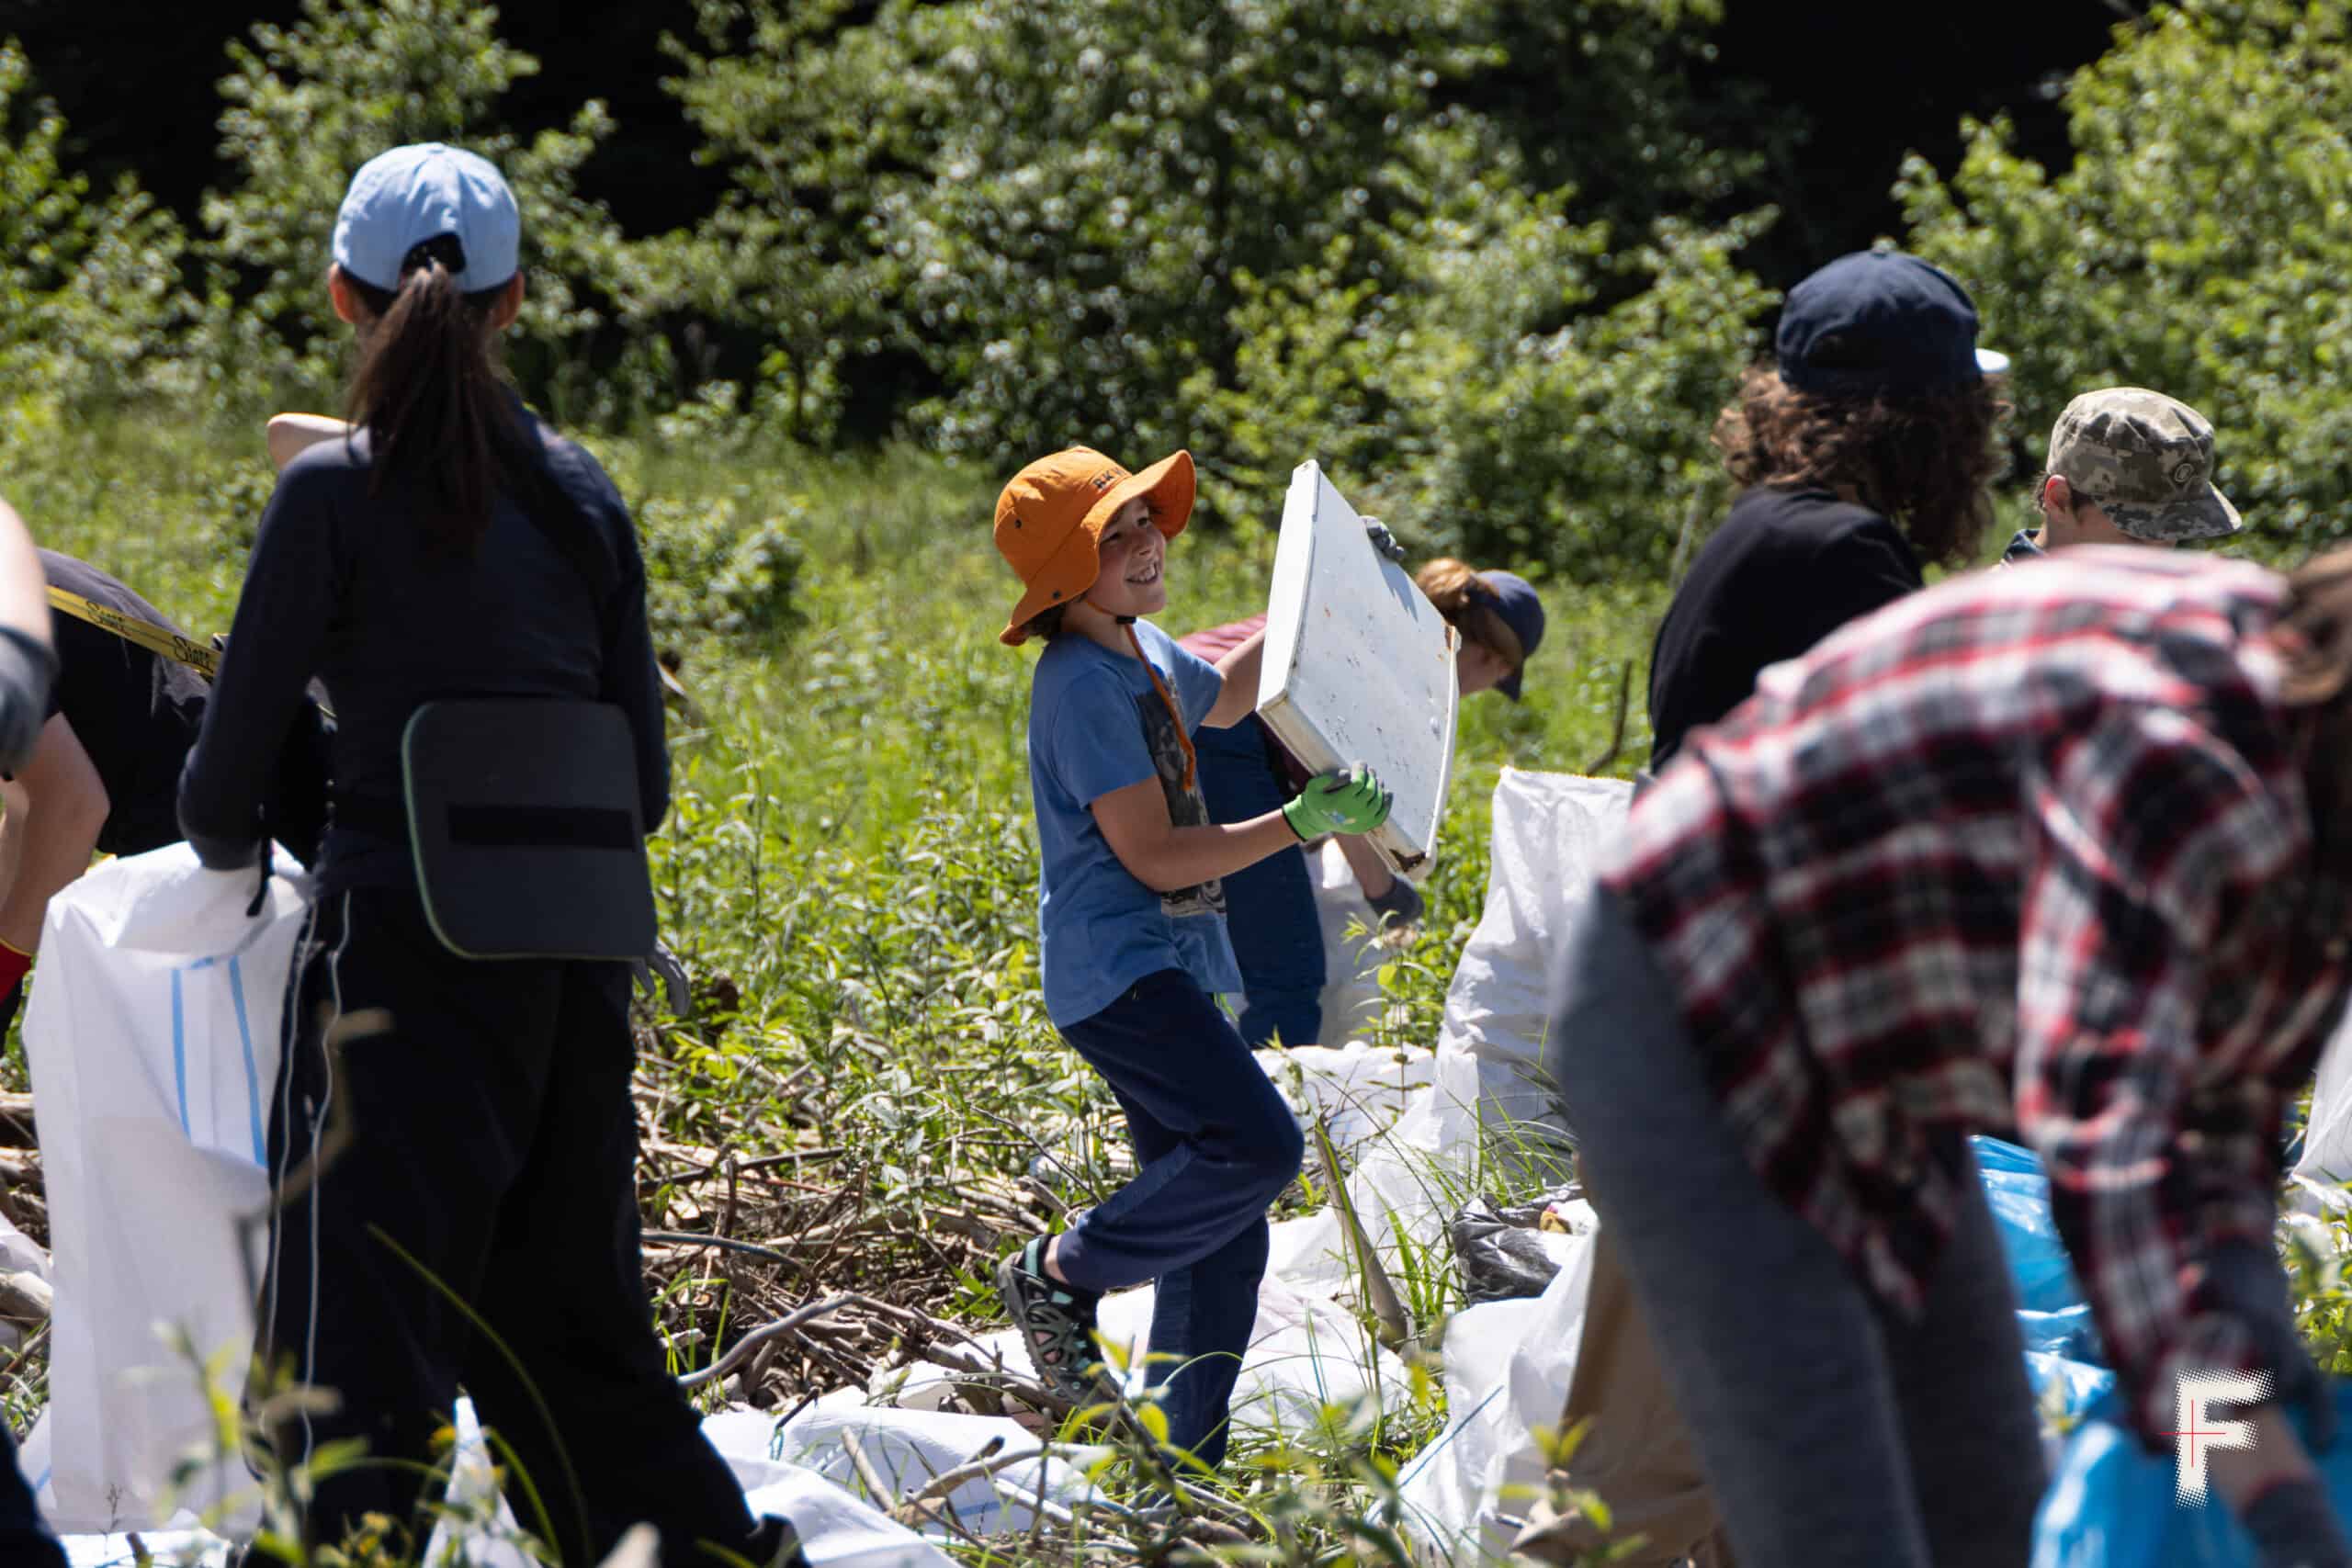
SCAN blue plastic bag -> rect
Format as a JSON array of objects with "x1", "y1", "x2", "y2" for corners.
[
  {"x1": 1974, "y1": 1134, "x2": 2096, "y2": 1314},
  {"x1": 2032, "y1": 1383, "x2": 2352, "y2": 1568},
  {"x1": 2025, "y1": 1350, "x2": 2117, "y2": 1422}
]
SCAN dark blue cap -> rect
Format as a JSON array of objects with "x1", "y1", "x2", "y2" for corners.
[
  {"x1": 1474, "y1": 570, "x2": 1544, "y2": 702},
  {"x1": 1774, "y1": 250, "x2": 2007, "y2": 397}
]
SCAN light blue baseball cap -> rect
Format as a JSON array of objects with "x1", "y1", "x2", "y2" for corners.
[{"x1": 332, "y1": 143, "x2": 520, "y2": 294}]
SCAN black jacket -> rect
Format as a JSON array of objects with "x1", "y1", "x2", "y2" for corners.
[
  {"x1": 1646, "y1": 485, "x2": 1922, "y2": 770},
  {"x1": 177, "y1": 404, "x2": 667, "y2": 889}
]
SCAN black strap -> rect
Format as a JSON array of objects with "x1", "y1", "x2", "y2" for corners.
[{"x1": 447, "y1": 802, "x2": 638, "y2": 851}]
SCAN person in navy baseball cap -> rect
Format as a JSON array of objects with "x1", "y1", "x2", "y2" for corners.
[
  {"x1": 1464, "y1": 568, "x2": 1544, "y2": 701},
  {"x1": 1774, "y1": 248, "x2": 2009, "y2": 397},
  {"x1": 332, "y1": 142, "x2": 521, "y2": 295}
]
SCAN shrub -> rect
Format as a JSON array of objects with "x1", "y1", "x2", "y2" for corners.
[
  {"x1": 1899, "y1": 0, "x2": 2352, "y2": 554},
  {"x1": 1203, "y1": 124, "x2": 1776, "y2": 580},
  {"x1": 0, "y1": 41, "x2": 193, "y2": 411},
  {"x1": 637, "y1": 493, "x2": 807, "y2": 646},
  {"x1": 191, "y1": 0, "x2": 629, "y2": 416},
  {"x1": 664, "y1": 0, "x2": 1764, "y2": 499}
]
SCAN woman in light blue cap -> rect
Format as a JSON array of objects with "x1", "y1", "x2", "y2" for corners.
[{"x1": 179, "y1": 144, "x2": 801, "y2": 1567}]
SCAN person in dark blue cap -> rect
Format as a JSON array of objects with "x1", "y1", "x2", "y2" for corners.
[
  {"x1": 1537, "y1": 249, "x2": 2012, "y2": 1566},
  {"x1": 1180, "y1": 554, "x2": 1542, "y2": 1046},
  {"x1": 177, "y1": 144, "x2": 801, "y2": 1568},
  {"x1": 1644, "y1": 248, "x2": 2011, "y2": 773}
]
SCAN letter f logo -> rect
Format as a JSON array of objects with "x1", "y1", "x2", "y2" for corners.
[{"x1": 2171, "y1": 1371, "x2": 2270, "y2": 1506}]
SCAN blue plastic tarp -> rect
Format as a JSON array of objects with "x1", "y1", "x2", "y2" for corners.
[
  {"x1": 2032, "y1": 1385, "x2": 2352, "y2": 1568},
  {"x1": 1973, "y1": 1135, "x2": 2352, "y2": 1565}
]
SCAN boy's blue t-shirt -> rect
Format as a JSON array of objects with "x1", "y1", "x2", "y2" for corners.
[{"x1": 1027, "y1": 619, "x2": 1245, "y2": 1027}]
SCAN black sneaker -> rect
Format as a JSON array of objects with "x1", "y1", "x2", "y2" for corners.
[{"x1": 995, "y1": 1235, "x2": 1111, "y2": 1404}]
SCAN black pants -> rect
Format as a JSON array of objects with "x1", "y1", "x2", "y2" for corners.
[{"x1": 256, "y1": 887, "x2": 760, "y2": 1565}]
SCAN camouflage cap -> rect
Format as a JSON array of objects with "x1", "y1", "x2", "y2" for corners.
[{"x1": 2046, "y1": 387, "x2": 2241, "y2": 542}]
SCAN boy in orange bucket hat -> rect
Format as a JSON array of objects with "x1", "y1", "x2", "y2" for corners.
[{"x1": 992, "y1": 446, "x2": 1391, "y2": 1471}]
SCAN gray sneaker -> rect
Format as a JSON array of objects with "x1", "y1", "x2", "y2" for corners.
[{"x1": 995, "y1": 1235, "x2": 1111, "y2": 1405}]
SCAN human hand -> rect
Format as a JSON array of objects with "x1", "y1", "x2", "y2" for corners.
[
  {"x1": 1283, "y1": 763, "x2": 1392, "y2": 840},
  {"x1": 2209, "y1": 1238, "x2": 2338, "y2": 1452},
  {"x1": 2242, "y1": 1475, "x2": 2352, "y2": 1568},
  {"x1": 1363, "y1": 517, "x2": 1407, "y2": 563}
]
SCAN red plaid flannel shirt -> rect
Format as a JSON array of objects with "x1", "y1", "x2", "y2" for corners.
[{"x1": 1604, "y1": 548, "x2": 2352, "y2": 1440}]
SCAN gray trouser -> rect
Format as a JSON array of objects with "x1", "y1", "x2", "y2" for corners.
[{"x1": 1547, "y1": 887, "x2": 2044, "y2": 1568}]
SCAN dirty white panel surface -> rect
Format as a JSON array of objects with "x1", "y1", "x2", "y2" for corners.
[{"x1": 1256, "y1": 462, "x2": 1457, "y2": 871}]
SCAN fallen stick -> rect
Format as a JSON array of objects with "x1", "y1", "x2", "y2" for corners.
[
  {"x1": 0, "y1": 1271, "x2": 49, "y2": 1323},
  {"x1": 840, "y1": 1428, "x2": 894, "y2": 1507},
  {"x1": 894, "y1": 1436, "x2": 1013, "y2": 1513},
  {"x1": 641, "y1": 1230, "x2": 800, "y2": 1269},
  {"x1": 676, "y1": 1294, "x2": 854, "y2": 1390}
]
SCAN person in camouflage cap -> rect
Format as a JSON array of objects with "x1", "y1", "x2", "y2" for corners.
[{"x1": 2002, "y1": 386, "x2": 2242, "y2": 563}]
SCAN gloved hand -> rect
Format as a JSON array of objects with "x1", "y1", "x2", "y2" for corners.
[
  {"x1": 1365, "y1": 873, "x2": 1424, "y2": 929},
  {"x1": 1363, "y1": 517, "x2": 1407, "y2": 563},
  {"x1": 1283, "y1": 764, "x2": 1392, "y2": 841},
  {"x1": 2208, "y1": 1238, "x2": 2338, "y2": 1452},
  {"x1": 2242, "y1": 1476, "x2": 2352, "y2": 1568}
]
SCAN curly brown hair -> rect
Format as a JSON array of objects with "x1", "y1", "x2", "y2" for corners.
[
  {"x1": 2273, "y1": 545, "x2": 2352, "y2": 863},
  {"x1": 1711, "y1": 364, "x2": 2012, "y2": 568}
]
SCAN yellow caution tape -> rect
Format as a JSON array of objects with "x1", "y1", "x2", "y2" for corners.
[{"x1": 46, "y1": 587, "x2": 219, "y2": 681}]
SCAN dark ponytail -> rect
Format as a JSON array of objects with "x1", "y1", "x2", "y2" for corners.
[{"x1": 345, "y1": 234, "x2": 536, "y2": 555}]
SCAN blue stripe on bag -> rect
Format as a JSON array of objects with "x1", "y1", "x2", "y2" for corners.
[
  {"x1": 226, "y1": 955, "x2": 263, "y2": 1165},
  {"x1": 168, "y1": 967, "x2": 188, "y2": 1138}
]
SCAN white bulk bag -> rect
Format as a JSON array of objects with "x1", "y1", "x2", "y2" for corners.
[
  {"x1": 1438, "y1": 770, "x2": 1632, "y2": 1136},
  {"x1": 23, "y1": 843, "x2": 310, "y2": 1533}
]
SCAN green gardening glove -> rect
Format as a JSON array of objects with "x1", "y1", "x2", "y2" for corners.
[{"x1": 1283, "y1": 763, "x2": 1393, "y2": 841}]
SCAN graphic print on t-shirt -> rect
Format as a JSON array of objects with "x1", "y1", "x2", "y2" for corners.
[{"x1": 1138, "y1": 690, "x2": 1226, "y2": 920}]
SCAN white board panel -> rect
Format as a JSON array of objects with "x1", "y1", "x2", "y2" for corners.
[{"x1": 1256, "y1": 461, "x2": 1458, "y2": 871}]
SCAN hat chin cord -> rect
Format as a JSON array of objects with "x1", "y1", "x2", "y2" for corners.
[{"x1": 1091, "y1": 594, "x2": 1196, "y2": 792}]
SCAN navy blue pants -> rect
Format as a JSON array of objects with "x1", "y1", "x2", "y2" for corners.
[
  {"x1": 0, "y1": 1426, "x2": 61, "y2": 1567},
  {"x1": 1192, "y1": 720, "x2": 1325, "y2": 1046},
  {"x1": 1053, "y1": 968, "x2": 1306, "y2": 1470}
]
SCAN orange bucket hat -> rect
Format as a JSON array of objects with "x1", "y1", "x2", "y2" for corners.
[{"x1": 995, "y1": 446, "x2": 1196, "y2": 646}]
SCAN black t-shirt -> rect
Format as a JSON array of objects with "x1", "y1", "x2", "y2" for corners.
[
  {"x1": 176, "y1": 401, "x2": 668, "y2": 892},
  {"x1": 40, "y1": 551, "x2": 210, "y2": 856},
  {"x1": 1645, "y1": 486, "x2": 1923, "y2": 770}
]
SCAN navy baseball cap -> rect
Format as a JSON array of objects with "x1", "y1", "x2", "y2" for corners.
[
  {"x1": 1474, "y1": 570, "x2": 1544, "y2": 702},
  {"x1": 332, "y1": 143, "x2": 520, "y2": 294},
  {"x1": 1775, "y1": 250, "x2": 2007, "y2": 397}
]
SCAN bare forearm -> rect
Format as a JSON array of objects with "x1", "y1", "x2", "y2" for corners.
[
  {"x1": 0, "y1": 799, "x2": 24, "y2": 931},
  {"x1": 0, "y1": 800, "x2": 99, "y2": 952},
  {"x1": 0, "y1": 502, "x2": 45, "y2": 642},
  {"x1": 1335, "y1": 829, "x2": 1394, "y2": 898},
  {"x1": 2211, "y1": 1405, "x2": 2316, "y2": 1512},
  {"x1": 1125, "y1": 810, "x2": 1300, "y2": 892},
  {"x1": 1204, "y1": 628, "x2": 1268, "y2": 728}
]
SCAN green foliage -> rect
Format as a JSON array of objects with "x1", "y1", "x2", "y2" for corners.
[
  {"x1": 192, "y1": 0, "x2": 628, "y2": 413},
  {"x1": 0, "y1": 41, "x2": 192, "y2": 412},
  {"x1": 1899, "y1": 0, "x2": 2352, "y2": 554},
  {"x1": 637, "y1": 494, "x2": 808, "y2": 645},
  {"x1": 664, "y1": 0, "x2": 1769, "y2": 576},
  {"x1": 1206, "y1": 123, "x2": 1775, "y2": 576}
]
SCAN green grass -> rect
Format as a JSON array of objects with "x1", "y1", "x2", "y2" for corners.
[{"x1": 0, "y1": 406, "x2": 1661, "y2": 1562}]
